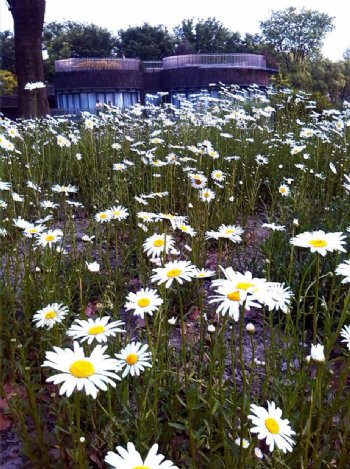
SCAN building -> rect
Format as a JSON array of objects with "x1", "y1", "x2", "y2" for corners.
[{"x1": 54, "y1": 53, "x2": 277, "y2": 112}]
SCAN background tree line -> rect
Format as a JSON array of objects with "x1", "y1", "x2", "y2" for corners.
[{"x1": 1, "y1": 7, "x2": 350, "y2": 106}]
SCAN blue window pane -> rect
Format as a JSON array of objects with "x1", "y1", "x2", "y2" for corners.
[
  {"x1": 87, "y1": 93, "x2": 96, "y2": 110},
  {"x1": 73, "y1": 94, "x2": 80, "y2": 109},
  {"x1": 62, "y1": 94, "x2": 68, "y2": 109},
  {"x1": 67, "y1": 94, "x2": 74, "y2": 109},
  {"x1": 105, "y1": 93, "x2": 114, "y2": 106},
  {"x1": 80, "y1": 93, "x2": 89, "y2": 110},
  {"x1": 114, "y1": 92, "x2": 123, "y2": 108},
  {"x1": 123, "y1": 93, "x2": 132, "y2": 107},
  {"x1": 96, "y1": 93, "x2": 105, "y2": 104}
]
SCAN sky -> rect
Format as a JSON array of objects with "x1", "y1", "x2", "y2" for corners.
[{"x1": 1, "y1": 0, "x2": 349, "y2": 60}]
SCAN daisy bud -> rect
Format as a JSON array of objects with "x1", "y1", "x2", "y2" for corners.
[
  {"x1": 168, "y1": 317, "x2": 177, "y2": 325},
  {"x1": 208, "y1": 325, "x2": 216, "y2": 333},
  {"x1": 235, "y1": 437, "x2": 249, "y2": 448},
  {"x1": 293, "y1": 219, "x2": 299, "y2": 226},
  {"x1": 310, "y1": 344, "x2": 325, "y2": 363},
  {"x1": 254, "y1": 447, "x2": 263, "y2": 459},
  {"x1": 86, "y1": 261, "x2": 100, "y2": 272},
  {"x1": 246, "y1": 323, "x2": 256, "y2": 334}
]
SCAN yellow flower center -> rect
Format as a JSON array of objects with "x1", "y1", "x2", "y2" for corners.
[
  {"x1": 46, "y1": 234, "x2": 55, "y2": 242},
  {"x1": 280, "y1": 187, "x2": 286, "y2": 193},
  {"x1": 225, "y1": 229, "x2": 236, "y2": 234},
  {"x1": 167, "y1": 268, "x2": 183, "y2": 278},
  {"x1": 227, "y1": 291, "x2": 241, "y2": 301},
  {"x1": 236, "y1": 281, "x2": 256, "y2": 291},
  {"x1": 309, "y1": 239, "x2": 327, "y2": 248},
  {"x1": 45, "y1": 310, "x2": 57, "y2": 320},
  {"x1": 203, "y1": 191, "x2": 210, "y2": 198},
  {"x1": 69, "y1": 359, "x2": 95, "y2": 378},
  {"x1": 28, "y1": 228, "x2": 39, "y2": 233},
  {"x1": 137, "y1": 297, "x2": 151, "y2": 308},
  {"x1": 180, "y1": 225, "x2": 188, "y2": 232},
  {"x1": 153, "y1": 239, "x2": 164, "y2": 247},
  {"x1": 113, "y1": 211, "x2": 121, "y2": 216},
  {"x1": 99, "y1": 213, "x2": 108, "y2": 219},
  {"x1": 133, "y1": 466, "x2": 151, "y2": 469},
  {"x1": 88, "y1": 325, "x2": 105, "y2": 335},
  {"x1": 265, "y1": 417, "x2": 280, "y2": 434},
  {"x1": 126, "y1": 353, "x2": 139, "y2": 365}
]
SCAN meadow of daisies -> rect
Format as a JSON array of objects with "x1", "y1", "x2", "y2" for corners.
[{"x1": 1, "y1": 86, "x2": 350, "y2": 468}]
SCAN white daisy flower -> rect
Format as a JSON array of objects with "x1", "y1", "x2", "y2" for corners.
[
  {"x1": 200, "y1": 188, "x2": 216, "y2": 203},
  {"x1": 290, "y1": 230, "x2": 346, "y2": 256},
  {"x1": 335, "y1": 260, "x2": 350, "y2": 283},
  {"x1": 340, "y1": 325, "x2": 350, "y2": 350},
  {"x1": 104, "y1": 442, "x2": 179, "y2": 469},
  {"x1": 35, "y1": 229, "x2": 63, "y2": 248},
  {"x1": 263, "y1": 283, "x2": 293, "y2": 314},
  {"x1": 13, "y1": 217, "x2": 31, "y2": 229},
  {"x1": 262, "y1": 223, "x2": 286, "y2": 231},
  {"x1": 112, "y1": 163, "x2": 127, "y2": 171},
  {"x1": 143, "y1": 233, "x2": 175, "y2": 259},
  {"x1": 125, "y1": 288, "x2": 163, "y2": 319},
  {"x1": 40, "y1": 200, "x2": 59, "y2": 210},
  {"x1": 33, "y1": 303, "x2": 69, "y2": 329},
  {"x1": 23, "y1": 224, "x2": 45, "y2": 238},
  {"x1": 151, "y1": 260, "x2": 197, "y2": 288},
  {"x1": 109, "y1": 205, "x2": 129, "y2": 221},
  {"x1": 194, "y1": 268, "x2": 216, "y2": 279},
  {"x1": 115, "y1": 342, "x2": 152, "y2": 378},
  {"x1": 209, "y1": 285, "x2": 260, "y2": 321},
  {"x1": 190, "y1": 173, "x2": 207, "y2": 189},
  {"x1": 42, "y1": 342, "x2": 121, "y2": 398},
  {"x1": 52, "y1": 184, "x2": 78, "y2": 195},
  {"x1": 0, "y1": 181, "x2": 11, "y2": 191},
  {"x1": 278, "y1": 184, "x2": 290, "y2": 196},
  {"x1": 66, "y1": 317, "x2": 125, "y2": 344},
  {"x1": 206, "y1": 225, "x2": 244, "y2": 243},
  {"x1": 95, "y1": 210, "x2": 112, "y2": 223},
  {"x1": 248, "y1": 401, "x2": 296, "y2": 453},
  {"x1": 175, "y1": 224, "x2": 197, "y2": 237},
  {"x1": 211, "y1": 169, "x2": 226, "y2": 182}
]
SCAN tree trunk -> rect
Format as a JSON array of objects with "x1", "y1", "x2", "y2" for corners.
[{"x1": 8, "y1": 0, "x2": 48, "y2": 117}]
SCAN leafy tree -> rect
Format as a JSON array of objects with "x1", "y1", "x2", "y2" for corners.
[
  {"x1": 43, "y1": 21, "x2": 117, "y2": 81},
  {"x1": 5, "y1": 0, "x2": 48, "y2": 117},
  {"x1": 0, "y1": 31, "x2": 16, "y2": 72},
  {"x1": 260, "y1": 7, "x2": 334, "y2": 70},
  {"x1": 116, "y1": 23, "x2": 175, "y2": 60},
  {"x1": 0, "y1": 69, "x2": 17, "y2": 95},
  {"x1": 174, "y1": 17, "x2": 233, "y2": 53}
]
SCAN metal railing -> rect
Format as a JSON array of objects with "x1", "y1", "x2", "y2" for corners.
[
  {"x1": 55, "y1": 54, "x2": 268, "y2": 73},
  {"x1": 162, "y1": 54, "x2": 267, "y2": 69},
  {"x1": 55, "y1": 58, "x2": 141, "y2": 72},
  {"x1": 143, "y1": 61, "x2": 163, "y2": 69}
]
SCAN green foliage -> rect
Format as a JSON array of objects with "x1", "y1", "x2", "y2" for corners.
[
  {"x1": 0, "y1": 30, "x2": 16, "y2": 73},
  {"x1": 174, "y1": 17, "x2": 237, "y2": 53},
  {"x1": 260, "y1": 7, "x2": 334, "y2": 68},
  {"x1": 116, "y1": 23, "x2": 176, "y2": 60},
  {"x1": 43, "y1": 21, "x2": 117, "y2": 81},
  {"x1": 0, "y1": 69, "x2": 17, "y2": 95}
]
